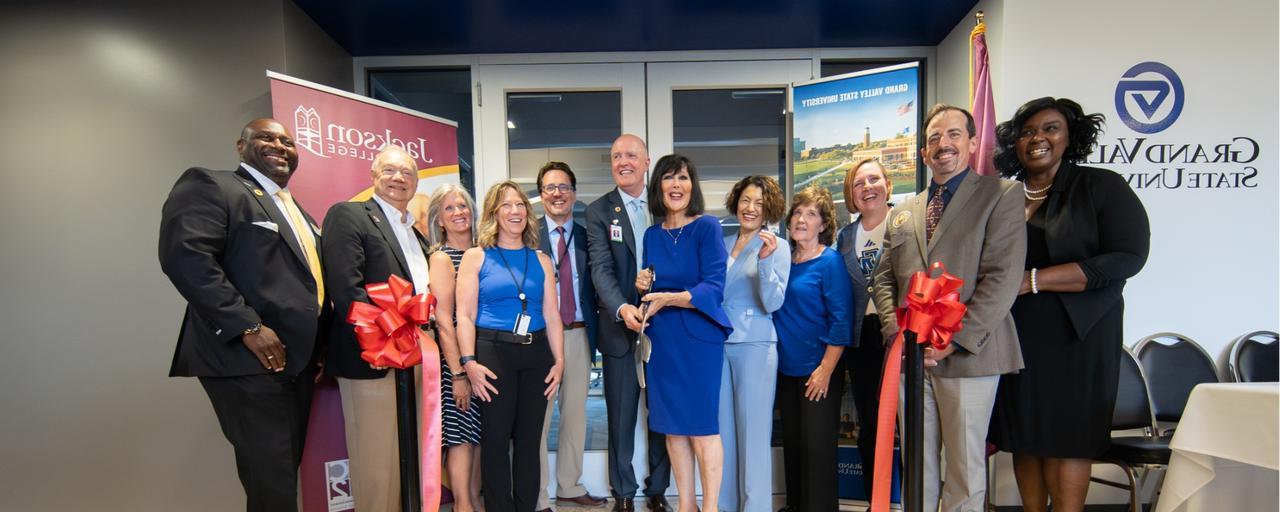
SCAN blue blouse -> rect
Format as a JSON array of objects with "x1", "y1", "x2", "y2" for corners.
[
  {"x1": 476, "y1": 246, "x2": 546, "y2": 332},
  {"x1": 721, "y1": 233, "x2": 790, "y2": 344},
  {"x1": 773, "y1": 247, "x2": 853, "y2": 376}
]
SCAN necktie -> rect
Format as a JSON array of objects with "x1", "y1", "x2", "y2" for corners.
[
  {"x1": 276, "y1": 190, "x2": 325, "y2": 307},
  {"x1": 925, "y1": 184, "x2": 946, "y2": 242},
  {"x1": 555, "y1": 226, "x2": 576, "y2": 325},
  {"x1": 629, "y1": 198, "x2": 649, "y2": 271}
]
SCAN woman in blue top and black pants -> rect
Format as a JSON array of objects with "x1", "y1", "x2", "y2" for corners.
[
  {"x1": 456, "y1": 181, "x2": 565, "y2": 512},
  {"x1": 773, "y1": 185, "x2": 855, "y2": 512}
]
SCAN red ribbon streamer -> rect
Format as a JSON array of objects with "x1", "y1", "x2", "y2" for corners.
[
  {"x1": 870, "y1": 262, "x2": 966, "y2": 512},
  {"x1": 346, "y1": 274, "x2": 443, "y2": 512}
]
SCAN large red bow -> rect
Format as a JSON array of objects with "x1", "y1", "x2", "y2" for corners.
[
  {"x1": 871, "y1": 262, "x2": 967, "y2": 512},
  {"x1": 346, "y1": 273, "x2": 443, "y2": 511},
  {"x1": 347, "y1": 274, "x2": 435, "y2": 368},
  {"x1": 895, "y1": 262, "x2": 966, "y2": 352}
]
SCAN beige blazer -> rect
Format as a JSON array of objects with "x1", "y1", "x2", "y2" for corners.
[{"x1": 871, "y1": 171, "x2": 1026, "y2": 378}]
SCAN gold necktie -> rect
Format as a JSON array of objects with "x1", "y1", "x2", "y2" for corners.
[{"x1": 276, "y1": 189, "x2": 325, "y2": 307}]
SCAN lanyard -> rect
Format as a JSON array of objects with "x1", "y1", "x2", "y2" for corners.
[
  {"x1": 550, "y1": 228, "x2": 575, "y2": 277},
  {"x1": 494, "y1": 247, "x2": 530, "y2": 313}
]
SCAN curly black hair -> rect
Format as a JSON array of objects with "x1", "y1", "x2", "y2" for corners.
[{"x1": 994, "y1": 97, "x2": 1106, "y2": 179}]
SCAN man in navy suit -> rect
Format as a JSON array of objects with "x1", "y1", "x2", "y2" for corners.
[
  {"x1": 585, "y1": 134, "x2": 672, "y2": 512},
  {"x1": 320, "y1": 145, "x2": 432, "y2": 512},
  {"x1": 535, "y1": 162, "x2": 609, "y2": 511},
  {"x1": 159, "y1": 118, "x2": 326, "y2": 511}
]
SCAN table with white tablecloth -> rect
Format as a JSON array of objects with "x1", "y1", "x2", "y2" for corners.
[{"x1": 1155, "y1": 382, "x2": 1279, "y2": 512}]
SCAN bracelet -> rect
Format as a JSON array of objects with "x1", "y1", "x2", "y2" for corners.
[
  {"x1": 1030, "y1": 268, "x2": 1039, "y2": 294},
  {"x1": 459, "y1": 355, "x2": 477, "y2": 365},
  {"x1": 452, "y1": 372, "x2": 468, "y2": 380}
]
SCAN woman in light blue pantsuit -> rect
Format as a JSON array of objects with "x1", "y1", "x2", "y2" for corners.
[{"x1": 718, "y1": 176, "x2": 790, "y2": 512}]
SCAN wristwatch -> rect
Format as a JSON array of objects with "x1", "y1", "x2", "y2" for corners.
[
  {"x1": 459, "y1": 355, "x2": 477, "y2": 366},
  {"x1": 243, "y1": 323, "x2": 262, "y2": 336}
]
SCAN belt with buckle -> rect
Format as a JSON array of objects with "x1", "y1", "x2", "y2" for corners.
[
  {"x1": 564, "y1": 321, "x2": 586, "y2": 330},
  {"x1": 475, "y1": 327, "x2": 547, "y2": 345}
]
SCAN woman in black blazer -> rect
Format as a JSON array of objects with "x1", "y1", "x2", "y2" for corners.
[{"x1": 989, "y1": 97, "x2": 1151, "y2": 512}]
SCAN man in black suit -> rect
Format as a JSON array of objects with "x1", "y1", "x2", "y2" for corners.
[
  {"x1": 585, "y1": 134, "x2": 672, "y2": 512},
  {"x1": 159, "y1": 118, "x2": 326, "y2": 511},
  {"x1": 320, "y1": 144, "x2": 432, "y2": 512},
  {"x1": 534, "y1": 162, "x2": 608, "y2": 511}
]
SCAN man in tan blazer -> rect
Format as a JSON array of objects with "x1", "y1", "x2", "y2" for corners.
[{"x1": 872, "y1": 104, "x2": 1026, "y2": 512}]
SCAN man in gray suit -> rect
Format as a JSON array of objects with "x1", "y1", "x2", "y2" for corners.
[
  {"x1": 585, "y1": 134, "x2": 672, "y2": 512},
  {"x1": 872, "y1": 104, "x2": 1026, "y2": 512}
]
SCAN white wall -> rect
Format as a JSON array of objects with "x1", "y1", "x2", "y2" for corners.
[
  {"x1": 936, "y1": 0, "x2": 1003, "y2": 111},
  {"x1": 936, "y1": 0, "x2": 1279, "y2": 506},
  {"x1": 996, "y1": 0, "x2": 1278, "y2": 364},
  {"x1": 0, "y1": 2, "x2": 351, "y2": 510}
]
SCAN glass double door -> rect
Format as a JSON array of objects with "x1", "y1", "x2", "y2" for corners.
[
  {"x1": 475, "y1": 58, "x2": 812, "y2": 494},
  {"x1": 477, "y1": 60, "x2": 814, "y2": 226}
]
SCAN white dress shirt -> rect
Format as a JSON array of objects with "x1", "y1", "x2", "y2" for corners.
[{"x1": 372, "y1": 194, "x2": 431, "y2": 295}]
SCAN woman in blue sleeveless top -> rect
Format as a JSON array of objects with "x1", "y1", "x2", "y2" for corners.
[
  {"x1": 456, "y1": 181, "x2": 565, "y2": 512},
  {"x1": 634, "y1": 155, "x2": 732, "y2": 512}
]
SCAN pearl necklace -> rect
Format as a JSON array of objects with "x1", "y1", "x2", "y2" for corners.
[{"x1": 1023, "y1": 181, "x2": 1052, "y2": 201}]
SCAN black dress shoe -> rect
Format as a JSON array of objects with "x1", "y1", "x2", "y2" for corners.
[
  {"x1": 645, "y1": 495, "x2": 671, "y2": 512},
  {"x1": 537, "y1": 509, "x2": 553, "y2": 512},
  {"x1": 612, "y1": 497, "x2": 635, "y2": 512}
]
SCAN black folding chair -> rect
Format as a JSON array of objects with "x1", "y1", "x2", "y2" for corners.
[
  {"x1": 1133, "y1": 332, "x2": 1218, "y2": 435},
  {"x1": 1227, "y1": 330, "x2": 1279, "y2": 382},
  {"x1": 1090, "y1": 347, "x2": 1170, "y2": 512}
]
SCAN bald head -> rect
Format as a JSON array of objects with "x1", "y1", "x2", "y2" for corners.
[
  {"x1": 610, "y1": 133, "x2": 649, "y2": 196},
  {"x1": 372, "y1": 144, "x2": 415, "y2": 171},
  {"x1": 237, "y1": 118, "x2": 298, "y2": 187}
]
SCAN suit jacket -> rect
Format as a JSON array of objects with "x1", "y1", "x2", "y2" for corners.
[
  {"x1": 836, "y1": 219, "x2": 875, "y2": 345},
  {"x1": 721, "y1": 233, "x2": 790, "y2": 344},
  {"x1": 585, "y1": 188, "x2": 645, "y2": 357},
  {"x1": 1034, "y1": 162, "x2": 1150, "y2": 340},
  {"x1": 539, "y1": 216, "x2": 599, "y2": 351},
  {"x1": 871, "y1": 170, "x2": 1026, "y2": 378},
  {"x1": 320, "y1": 198, "x2": 431, "y2": 379},
  {"x1": 159, "y1": 166, "x2": 325, "y2": 378}
]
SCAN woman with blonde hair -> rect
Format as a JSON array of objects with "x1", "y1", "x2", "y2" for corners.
[
  {"x1": 456, "y1": 181, "x2": 565, "y2": 512},
  {"x1": 836, "y1": 158, "x2": 893, "y2": 499},
  {"x1": 424, "y1": 183, "x2": 484, "y2": 511}
]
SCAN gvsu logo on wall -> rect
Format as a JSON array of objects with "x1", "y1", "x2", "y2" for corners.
[
  {"x1": 1091, "y1": 61, "x2": 1260, "y2": 190},
  {"x1": 325, "y1": 459, "x2": 355, "y2": 512},
  {"x1": 1114, "y1": 61, "x2": 1184, "y2": 134}
]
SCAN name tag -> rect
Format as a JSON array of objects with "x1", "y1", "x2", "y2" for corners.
[
  {"x1": 513, "y1": 312, "x2": 531, "y2": 336},
  {"x1": 610, "y1": 224, "x2": 624, "y2": 242}
]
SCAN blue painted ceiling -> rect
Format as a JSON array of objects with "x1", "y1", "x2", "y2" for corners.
[{"x1": 294, "y1": 0, "x2": 980, "y2": 56}]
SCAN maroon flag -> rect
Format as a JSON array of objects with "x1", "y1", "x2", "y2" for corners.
[{"x1": 969, "y1": 18, "x2": 996, "y2": 176}]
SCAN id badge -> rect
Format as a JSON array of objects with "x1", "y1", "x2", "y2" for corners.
[
  {"x1": 610, "y1": 224, "x2": 624, "y2": 242},
  {"x1": 513, "y1": 312, "x2": 531, "y2": 336}
]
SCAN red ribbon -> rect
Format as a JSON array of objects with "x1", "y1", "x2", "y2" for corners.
[
  {"x1": 870, "y1": 262, "x2": 966, "y2": 512},
  {"x1": 346, "y1": 274, "x2": 443, "y2": 512}
]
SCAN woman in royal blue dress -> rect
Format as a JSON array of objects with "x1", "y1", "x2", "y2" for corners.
[{"x1": 633, "y1": 154, "x2": 732, "y2": 512}]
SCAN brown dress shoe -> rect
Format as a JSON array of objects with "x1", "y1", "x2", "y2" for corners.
[
  {"x1": 558, "y1": 493, "x2": 609, "y2": 507},
  {"x1": 644, "y1": 495, "x2": 671, "y2": 512},
  {"x1": 612, "y1": 497, "x2": 635, "y2": 511}
]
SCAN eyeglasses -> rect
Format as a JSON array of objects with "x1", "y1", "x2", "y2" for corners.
[{"x1": 541, "y1": 184, "x2": 574, "y2": 194}]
